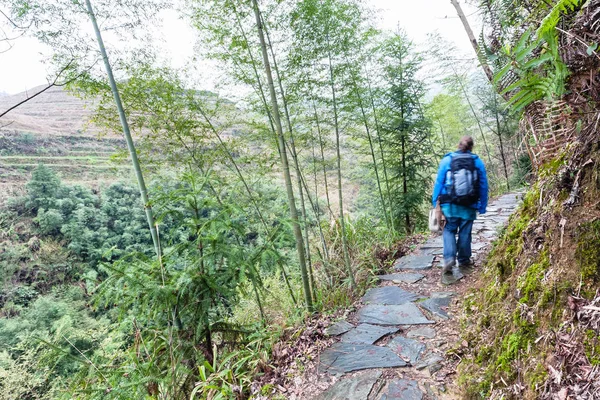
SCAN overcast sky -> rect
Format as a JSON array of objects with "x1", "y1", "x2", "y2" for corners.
[{"x1": 0, "y1": 0, "x2": 479, "y2": 95}]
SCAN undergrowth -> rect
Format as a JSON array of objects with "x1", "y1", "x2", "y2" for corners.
[{"x1": 459, "y1": 139, "x2": 600, "y2": 399}]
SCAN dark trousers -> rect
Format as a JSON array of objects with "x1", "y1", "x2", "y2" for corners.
[{"x1": 443, "y1": 217, "x2": 474, "y2": 266}]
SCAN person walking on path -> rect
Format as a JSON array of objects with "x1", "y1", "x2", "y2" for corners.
[{"x1": 432, "y1": 136, "x2": 488, "y2": 278}]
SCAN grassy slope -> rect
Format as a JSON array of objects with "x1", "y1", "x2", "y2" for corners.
[{"x1": 458, "y1": 88, "x2": 600, "y2": 399}]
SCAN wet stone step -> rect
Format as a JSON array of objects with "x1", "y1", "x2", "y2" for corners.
[
  {"x1": 320, "y1": 342, "x2": 406, "y2": 374},
  {"x1": 393, "y1": 255, "x2": 434, "y2": 271},
  {"x1": 357, "y1": 304, "x2": 433, "y2": 326},
  {"x1": 341, "y1": 324, "x2": 398, "y2": 344},
  {"x1": 377, "y1": 273, "x2": 425, "y2": 284},
  {"x1": 406, "y1": 326, "x2": 436, "y2": 339},
  {"x1": 362, "y1": 286, "x2": 418, "y2": 305},
  {"x1": 420, "y1": 292, "x2": 455, "y2": 320},
  {"x1": 325, "y1": 320, "x2": 354, "y2": 336},
  {"x1": 471, "y1": 242, "x2": 487, "y2": 251},
  {"x1": 441, "y1": 269, "x2": 464, "y2": 285},
  {"x1": 376, "y1": 379, "x2": 424, "y2": 400},
  {"x1": 387, "y1": 336, "x2": 426, "y2": 364},
  {"x1": 421, "y1": 247, "x2": 443, "y2": 256},
  {"x1": 415, "y1": 354, "x2": 445, "y2": 374},
  {"x1": 315, "y1": 370, "x2": 382, "y2": 400}
]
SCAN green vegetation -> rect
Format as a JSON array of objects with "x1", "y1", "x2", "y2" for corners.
[
  {"x1": 0, "y1": 0, "x2": 537, "y2": 398},
  {"x1": 576, "y1": 220, "x2": 600, "y2": 282}
]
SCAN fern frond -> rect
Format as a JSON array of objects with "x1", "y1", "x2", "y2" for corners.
[{"x1": 537, "y1": 0, "x2": 585, "y2": 39}]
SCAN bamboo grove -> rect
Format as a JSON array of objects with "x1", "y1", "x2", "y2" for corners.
[{"x1": 0, "y1": 0, "x2": 529, "y2": 398}]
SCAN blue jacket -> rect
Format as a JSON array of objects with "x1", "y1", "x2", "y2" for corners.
[{"x1": 432, "y1": 151, "x2": 488, "y2": 214}]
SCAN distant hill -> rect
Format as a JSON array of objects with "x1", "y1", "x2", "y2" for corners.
[
  {"x1": 0, "y1": 85, "x2": 100, "y2": 136},
  {"x1": 0, "y1": 86, "x2": 128, "y2": 204}
]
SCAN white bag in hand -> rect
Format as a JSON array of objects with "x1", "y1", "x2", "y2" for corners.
[
  {"x1": 428, "y1": 205, "x2": 444, "y2": 233},
  {"x1": 428, "y1": 208, "x2": 440, "y2": 232}
]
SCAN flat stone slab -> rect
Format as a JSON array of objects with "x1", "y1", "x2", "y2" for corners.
[
  {"x1": 363, "y1": 286, "x2": 418, "y2": 305},
  {"x1": 420, "y1": 243, "x2": 443, "y2": 250},
  {"x1": 357, "y1": 304, "x2": 433, "y2": 326},
  {"x1": 377, "y1": 273, "x2": 425, "y2": 284},
  {"x1": 387, "y1": 336, "x2": 426, "y2": 364},
  {"x1": 325, "y1": 320, "x2": 354, "y2": 336},
  {"x1": 472, "y1": 242, "x2": 487, "y2": 251},
  {"x1": 406, "y1": 326, "x2": 436, "y2": 339},
  {"x1": 377, "y1": 379, "x2": 423, "y2": 400},
  {"x1": 394, "y1": 255, "x2": 434, "y2": 271},
  {"x1": 415, "y1": 354, "x2": 445, "y2": 374},
  {"x1": 420, "y1": 247, "x2": 442, "y2": 256},
  {"x1": 320, "y1": 342, "x2": 406, "y2": 374},
  {"x1": 421, "y1": 293, "x2": 455, "y2": 320},
  {"x1": 341, "y1": 324, "x2": 398, "y2": 344},
  {"x1": 316, "y1": 370, "x2": 382, "y2": 400},
  {"x1": 441, "y1": 269, "x2": 464, "y2": 285}
]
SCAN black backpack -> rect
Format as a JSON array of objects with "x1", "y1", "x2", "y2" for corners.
[{"x1": 441, "y1": 153, "x2": 480, "y2": 206}]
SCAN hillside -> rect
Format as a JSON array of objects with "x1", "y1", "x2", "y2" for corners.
[
  {"x1": 0, "y1": 86, "x2": 129, "y2": 205},
  {"x1": 0, "y1": 85, "x2": 98, "y2": 136}
]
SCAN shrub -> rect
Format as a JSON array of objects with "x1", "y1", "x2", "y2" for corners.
[
  {"x1": 25, "y1": 164, "x2": 62, "y2": 212},
  {"x1": 35, "y1": 208, "x2": 64, "y2": 235}
]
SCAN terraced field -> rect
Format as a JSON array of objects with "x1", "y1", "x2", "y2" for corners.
[{"x1": 0, "y1": 131, "x2": 131, "y2": 205}]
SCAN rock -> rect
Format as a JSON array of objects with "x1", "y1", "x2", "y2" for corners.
[
  {"x1": 393, "y1": 255, "x2": 434, "y2": 271},
  {"x1": 320, "y1": 342, "x2": 406, "y2": 374},
  {"x1": 377, "y1": 273, "x2": 425, "y2": 284},
  {"x1": 387, "y1": 336, "x2": 426, "y2": 364},
  {"x1": 423, "y1": 382, "x2": 439, "y2": 400},
  {"x1": 420, "y1": 247, "x2": 443, "y2": 256},
  {"x1": 429, "y1": 362, "x2": 443, "y2": 374},
  {"x1": 362, "y1": 286, "x2": 418, "y2": 305},
  {"x1": 377, "y1": 379, "x2": 423, "y2": 400},
  {"x1": 441, "y1": 269, "x2": 464, "y2": 285},
  {"x1": 325, "y1": 320, "x2": 354, "y2": 336},
  {"x1": 420, "y1": 292, "x2": 455, "y2": 320},
  {"x1": 357, "y1": 304, "x2": 433, "y2": 326},
  {"x1": 316, "y1": 370, "x2": 382, "y2": 400},
  {"x1": 341, "y1": 324, "x2": 398, "y2": 344},
  {"x1": 414, "y1": 354, "x2": 444, "y2": 373},
  {"x1": 421, "y1": 237, "x2": 443, "y2": 248},
  {"x1": 472, "y1": 242, "x2": 487, "y2": 251},
  {"x1": 406, "y1": 327, "x2": 436, "y2": 339}
]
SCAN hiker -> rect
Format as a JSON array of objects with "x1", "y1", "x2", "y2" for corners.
[{"x1": 432, "y1": 136, "x2": 488, "y2": 276}]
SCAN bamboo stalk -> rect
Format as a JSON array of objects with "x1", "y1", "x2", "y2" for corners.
[{"x1": 84, "y1": 0, "x2": 160, "y2": 257}]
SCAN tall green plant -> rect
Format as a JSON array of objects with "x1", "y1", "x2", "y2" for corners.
[
  {"x1": 251, "y1": 0, "x2": 314, "y2": 312},
  {"x1": 85, "y1": 0, "x2": 160, "y2": 257},
  {"x1": 379, "y1": 32, "x2": 433, "y2": 233}
]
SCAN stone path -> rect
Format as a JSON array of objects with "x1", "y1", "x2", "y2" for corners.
[{"x1": 313, "y1": 193, "x2": 521, "y2": 400}]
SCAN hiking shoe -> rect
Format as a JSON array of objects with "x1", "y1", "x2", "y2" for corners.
[
  {"x1": 442, "y1": 260, "x2": 455, "y2": 274},
  {"x1": 458, "y1": 261, "x2": 475, "y2": 275}
]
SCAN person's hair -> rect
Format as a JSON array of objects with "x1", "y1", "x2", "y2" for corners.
[{"x1": 458, "y1": 136, "x2": 474, "y2": 152}]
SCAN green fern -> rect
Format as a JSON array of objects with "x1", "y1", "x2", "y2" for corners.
[
  {"x1": 489, "y1": 0, "x2": 585, "y2": 112},
  {"x1": 537, "y1": 0, "x2": 585, "y2": 39}
]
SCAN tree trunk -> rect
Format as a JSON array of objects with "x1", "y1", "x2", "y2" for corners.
[
  {"x1": 348, "y1": 66, "x2": 390, "y2": 230},
  {"x1": 313, "y1": 101, "x2": 334, "y2": 216},
  {"x1": 452, "y1": 66, "x2": 494, "y2": 167},
  {"x1": 263, "y1": 19, "x2": 317, "y2": 301},
  {"x1": 251, "y1": 0, "x2": 313, "y2": 312},
  {"x1": 494, "y1": 94, "x2": 511, "y2": 190},
  {"x1": 365, "y1": 70, "x2": 395, "y2": 233},
  {"x1": 401, "y1": 134, "x2": 411, "y2": 234},
  {"x1": 449, "y1": 0, "x2": 495, "y2": 83},
  {"x1": 84, "y1": 0, "x2": 160, "y2": 258},
  {"x1": 325, "y1": 35, "x2": 357, "y2": 290}
]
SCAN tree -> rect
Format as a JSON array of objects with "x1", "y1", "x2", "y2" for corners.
[
  {"x1": 251, "y1": 0, "x2": 314, "y2": 311},
  {"x1": 84, "y1": 0, "x2": 160, "y2": 256},
  {"x1": 379, "y1": 32, "x2": 433, "y2": 234},
  {"x1": 4, "y1": 0, "x2": 166, "y2": 256}
]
